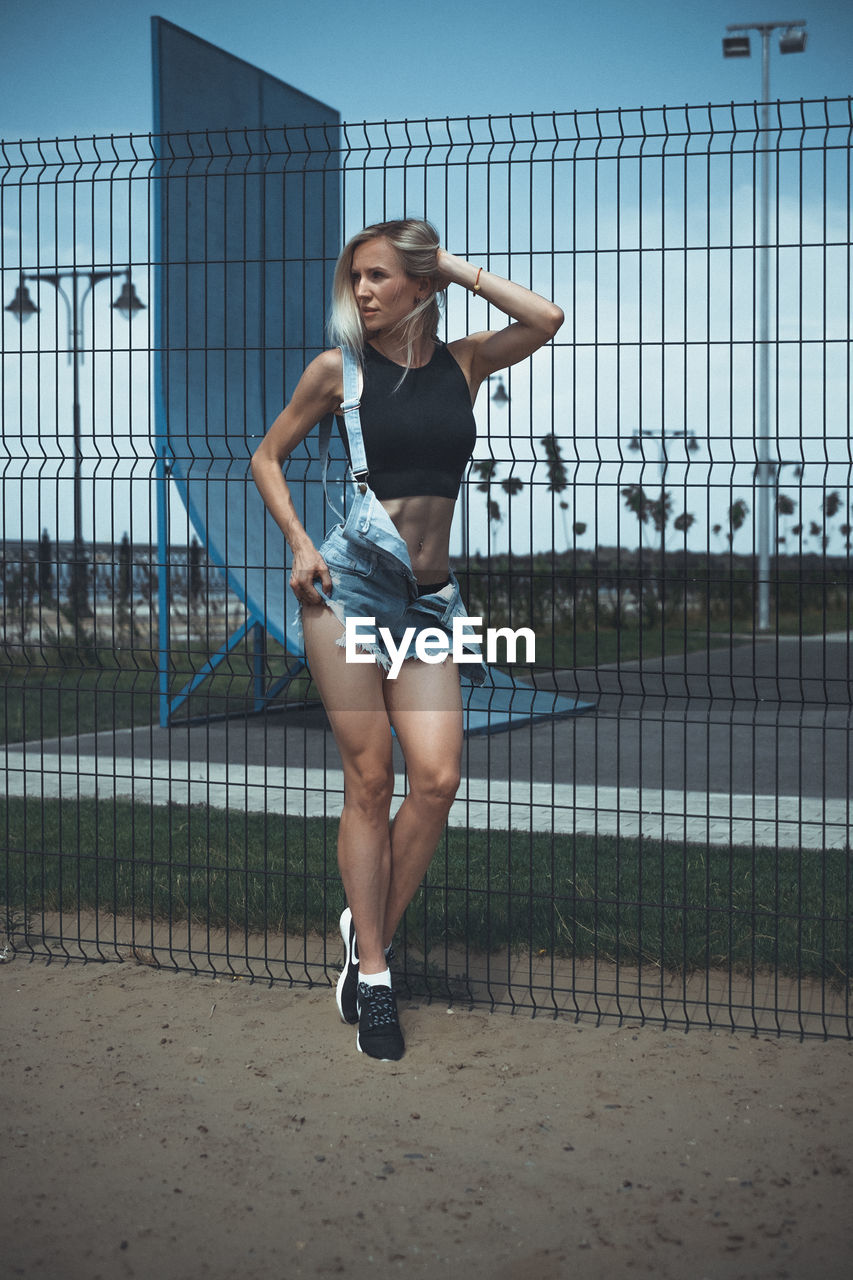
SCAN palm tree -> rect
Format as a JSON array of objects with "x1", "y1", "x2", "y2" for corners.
[
  {"x1": 727, "y1": 499, "x2": 749, "y2": 548},
  {"x1": 820, "y1": 491, "x2": 842, "y2": 552},
  {"x1": 775, "y1": 493, "x2": 796, "y2": 553},
  {"x1": 499, "y1": 475, "x2": 524, "y2": 556},
  {"x1": 621, "y1": 483, "x2": 652, "y2": 530},
  {"x1": 472, "y1": 460, "x2": 502, "y2": 553},
  {"x1": 539, "y1": 433, "x2": 570, "y2": 549}
]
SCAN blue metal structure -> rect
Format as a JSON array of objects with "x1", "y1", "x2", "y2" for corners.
[
  {"x1": 151, "y1": 18, "x2": 340, "y2": 725},
  {"x1": 151, "y1": 18, "x2": 592, "y2": 732}
]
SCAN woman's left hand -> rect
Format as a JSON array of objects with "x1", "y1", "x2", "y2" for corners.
[
  {"x1": 433, "y1": 247, "x2": 459, "y2": 292},
  {"x1": 439, "y1": 249, "x2": 565, "y2": 390}
]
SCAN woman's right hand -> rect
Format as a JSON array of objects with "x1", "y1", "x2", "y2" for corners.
[{"x1": 289, "y1": 545, "x2": 332, "y2": 606}]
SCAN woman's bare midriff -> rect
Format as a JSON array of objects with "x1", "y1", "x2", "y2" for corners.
[{"x1": 378, "y1": 494, "x2": 456, "y2": 583}]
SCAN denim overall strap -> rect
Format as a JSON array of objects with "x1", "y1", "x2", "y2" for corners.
[
  {"x1": 340, "y1": 347, "x2": 368, "y2": 479},
  {"x1": 319, "y1": 347, "x2": 368, "y2": 518}
]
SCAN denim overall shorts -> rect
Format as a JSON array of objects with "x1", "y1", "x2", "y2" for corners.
[{"x1": 292, "y1": 346, "x2": 485, "y2": 683}]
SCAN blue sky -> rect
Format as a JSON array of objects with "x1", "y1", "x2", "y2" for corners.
[
  {"x1": 1, "y1": 1, "x2": 850, "y2": 555},
  {"x1": 2, "y1": 0, "x2": 851, "y2": 141}
]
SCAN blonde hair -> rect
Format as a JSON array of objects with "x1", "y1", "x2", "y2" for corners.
[{"x1": 328, "y1": 218, "x2": 445, "y2": 374}]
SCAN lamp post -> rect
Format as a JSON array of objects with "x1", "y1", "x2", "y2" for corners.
[
  {"x1": 5, "y1": 269, "x2": 145, "y2": 631},
  {"x1": 723, "y1": 19, "x2": 807, "y2": 630},
  {"x1": 627, "y1": 427, "x2": 700, "y2": 557}
]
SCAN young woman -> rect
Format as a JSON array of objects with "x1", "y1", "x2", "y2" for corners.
[{"x1": 252, "y1": 219, "x2": 562, "y2": 1060}]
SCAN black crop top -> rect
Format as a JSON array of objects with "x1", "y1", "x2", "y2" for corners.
[{"x1": 337, "y1": 342, "x2": 477, "y2": 500}]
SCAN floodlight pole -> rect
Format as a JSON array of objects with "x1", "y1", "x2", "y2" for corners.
[
  {"x1": 724, "y1": 19, "x2": 807, "y2": 631},
  {"x1": 756, "y1": 26, "x2": 774, "y2": 634}
]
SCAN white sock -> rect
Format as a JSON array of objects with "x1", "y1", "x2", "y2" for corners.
[{"x1": 359, "y1": 967, "x2": 391, "y2": 988}]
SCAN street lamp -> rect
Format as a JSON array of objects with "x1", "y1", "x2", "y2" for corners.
[
  {"x1": 5, "y1": 269, "x2": 145, "y2": 629},
  {"x1": 723, "y1": 18, "x2": 807, "y2": 630},
  {"x1": 490, "y1": 377, "x2": 510, "y2": 405},
  {"x1": 627, "y1": 428, "x2": 701, "y2": 557}
]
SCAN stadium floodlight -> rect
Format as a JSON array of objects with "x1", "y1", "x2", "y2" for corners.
[
  {"x1": 779, "y1": 27, "x2": 807, "y2": 54},
  {"x1": 721, "y1": 18, "x2": 807, "y2": 632}
]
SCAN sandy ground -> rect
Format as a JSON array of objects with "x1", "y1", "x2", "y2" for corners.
[{"x1": 3, "y1": 958, "x2": 851, "y2": 1280}]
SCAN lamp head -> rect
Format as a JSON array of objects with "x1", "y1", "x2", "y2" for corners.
[
  {"x1": 779, "y1": 27, "x2": 807, "y2": 54},
  {"x1": 5, "y1": 281, "x2": 39, "y2": 323},
  {"x1": 723, "y1": 35, "x2": 751, "y2": 58},
  {"x1": 112, "y1": 277, "x2": 146, "y2": 319}
]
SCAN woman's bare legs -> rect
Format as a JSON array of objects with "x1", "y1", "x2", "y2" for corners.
[
  {"x1": 303, "y1": 605, "x2": 463, "y2": 968},
  {"x1": 382, "y1": 655, "x2": 463, "y2": 947},
  {"x1": 303, "y1": 604, "x2": 394, "y2": 976}
]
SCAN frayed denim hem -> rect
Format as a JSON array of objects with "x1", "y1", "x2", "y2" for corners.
[
  {"x1": 319, "y1": 592, "x2": 395, "y2": 672},
  {"x1": 331, "y1": 625, "x2": 393, "y2": 671}
]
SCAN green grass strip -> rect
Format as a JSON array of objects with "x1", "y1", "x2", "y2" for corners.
[
  {"x1": 2, "y1": 797, "x2": 849, "y2": 983},
  {"x1": 1, "y1": 644, "x2": 316, "y2": 746}
]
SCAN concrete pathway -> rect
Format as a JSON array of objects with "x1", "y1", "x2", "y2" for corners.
[{"x1": 3, "y1": 635, "x2": 849, "y2": 850}]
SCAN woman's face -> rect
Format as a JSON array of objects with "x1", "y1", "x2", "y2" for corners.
[{"x1": 351, "y1": 237, "x2": 424, "y2": 336}]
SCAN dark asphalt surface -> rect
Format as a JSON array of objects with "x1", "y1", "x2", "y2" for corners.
[{"x1": 50, "y1": 635, "x2": 851, "y2": 802}]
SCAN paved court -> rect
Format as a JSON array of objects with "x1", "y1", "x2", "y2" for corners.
[{"x1": 3, "y1": 634, "x2": 849, "y2": 850}]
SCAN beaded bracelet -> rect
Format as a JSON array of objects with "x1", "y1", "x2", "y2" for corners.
[{"x1": 472, "y1": 267, "x2": 483, "y2": 294}]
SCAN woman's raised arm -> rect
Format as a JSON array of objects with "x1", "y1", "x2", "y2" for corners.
[{"x1": 437, "y1": 248, "x2": 564, "y2": 395}]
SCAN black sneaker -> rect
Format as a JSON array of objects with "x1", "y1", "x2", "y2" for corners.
[
  {"x1": 357, "y1": 981, "x2": 405, "y2": 1061},
  {"x1": 335, "y1": 907, "x2": 359, "y2": 1025}
]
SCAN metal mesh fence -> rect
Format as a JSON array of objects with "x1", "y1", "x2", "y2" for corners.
[{"x1": 1, "y1": 100, "x2": 851, "y2": 1037}]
